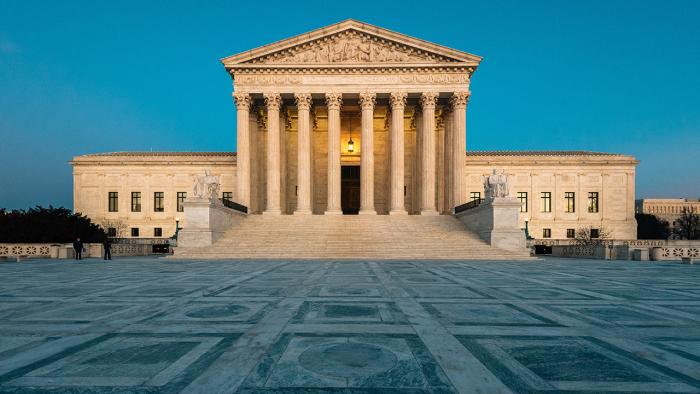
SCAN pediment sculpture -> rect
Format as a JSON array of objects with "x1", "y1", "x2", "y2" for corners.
[{"x1": 246, "y1": 31, "x2": 455, "y2": 65}]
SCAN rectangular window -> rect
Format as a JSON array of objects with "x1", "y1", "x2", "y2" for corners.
[
  {"x1": 154, "y1": 192, "x2": 164, "y2": 212},
  {"x1": 565, "y1": 192, "x2": 575, "y2": 213},
  {"x1": 470, "y1": 192, "x2": 481, "y2": 203},
  {"x1": 108, "y1": 192, "x2": 118, "y2": 212},
  {"x1": 590, "y1": 228, "x2": 600, "y2": 239},
  {"x1": 588, "y1": 192, "x2": 599, "y2": 213},
  {"x1": 517, "y1": 192, "x2": 528, "y2": 213},
  {"x1": 177, "y1": 192, "x2": 187, "y2": 212},
  {"x1": 566, "y1": 228, "x2": 575, "y2": 238},
  {"x1": 543, "y1": 228, "x2": 551, "y2": 238},
  {"x1": 154, "y1": 227, "x2": 162, "y2": 237},
  {"x1": 540, "y1": 192, "x2": 551, "y2": 213},
  {"x1": 131, "y1": 227, "x2": 139, "y2": 237},
  {"x1": 107, "y1": 227, "x2": 117, "y2": 237},
  {"x1": 131, "y1": 192, "x2": 141, "y2": 212},
  {"x1": 222, "y1": 192, "x2": 233, "y2": 202}
]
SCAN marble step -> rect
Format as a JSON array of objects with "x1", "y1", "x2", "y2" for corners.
[{"x1": 173, "y1": 214, "x2": 532, "y2": 260}]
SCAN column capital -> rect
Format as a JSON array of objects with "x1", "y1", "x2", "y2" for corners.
[
  {"x1": 325, "y1": 92, "x2": 343, "y2": 110},
  {"x1": 450, "y1": 91, "x2": 471, "y2": 109},
  {"x1": 420, "y1": 92, "x2": 439, "y2": 109},
  {"x1": 232, "y1": 92, "x2": 252, "y2": 110},
  {"x1": 389, "y1": 92, "x2": 407, "y2": 110},
  {"x1": 359, "y1": 91, "x2": 377, "y2": 110},
  {"x1": 263, "y1": 93, "x2": 282, "y2": 110},
  {"x1": 294, "y1": 93, "x2": 313, "y2": 110}
]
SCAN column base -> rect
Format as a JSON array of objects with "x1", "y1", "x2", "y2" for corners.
[
  {"x1": 359, "y1": 209, "x2": 377, "y2": 215},
  {"x1": 324, "y1": 209, "x2": 343, "y2": 215},
  {"x1": 420, "y1": 209, "x2": 439, "y2": 216},
  {"x1": 389, "y1": 209, "x2": 408, "y2": 215}
]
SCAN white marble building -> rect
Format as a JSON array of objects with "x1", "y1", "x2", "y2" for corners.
[{"x1": 72, "y1": 20, "x2": 638, "y2": 241}]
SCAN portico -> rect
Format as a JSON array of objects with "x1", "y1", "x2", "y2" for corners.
[{"x1": 226, "y1": 20, "x2": 480, "y2": 215}]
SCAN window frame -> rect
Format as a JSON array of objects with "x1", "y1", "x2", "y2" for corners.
[
  {"x1": 131, "y1": 227, "x2": 139, "y2": 237},
  {"x1": 177, "y1": 192, "x2": 187, "y2": 213},
  {"x1": 131, "y1": 192, "x2": 141, "y2": 212},
  {"x1": 108, "y1": 192, "x2": 119, "y2": 212},
  {"x1": 543, "y1": 228, "x2": 552, "y2": 238},
  {"x1": 154, "y1": 227, "x2": 162, "y2": 237},
  {"x1": 154, "y1": 192, "x2": 165, "y2": 213},
  {"x1": 564, "y1": 192, "x2": 576, "y2": 213},
  {"x1": 222, "y1": 192, "x2": 233, "y2": 202},
  {"x1": 517, "y1": 192, "x2": 528, "y2": 213},
  {"x1": 590, "y1": 228, "x2": 600, "y2": 239},
  {"x1": 588, "y1": 192, "x2": 599, "y2": 213},
  {"x1": 540, "y1": 192, "x2": 551, "y2": 213},
  {"x1": 566, "y1": 228, "x2": 575, "y2": 238},
  {"x1": 470, "y1": 192, "x2": 481, "y2": 203}
]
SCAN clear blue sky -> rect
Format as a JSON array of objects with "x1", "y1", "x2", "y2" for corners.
[{"x1": 1, "y1": 0, "x2": 699, "y2": 210}]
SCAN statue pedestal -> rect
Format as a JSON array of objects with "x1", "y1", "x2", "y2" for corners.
[
  {"x1": 455, "y1": 197, "x2": 526, "y2": 252},
  {"x1": 178, "y1": 198, "x2": 246, "y2": 248}
]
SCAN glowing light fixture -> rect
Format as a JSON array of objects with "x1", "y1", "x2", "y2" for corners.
[{"x1": 347, "y1": 118, "x2": 355, "y2": 153}]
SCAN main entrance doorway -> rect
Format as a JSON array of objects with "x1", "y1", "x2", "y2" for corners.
[{"x1": 341, "y1": 166, "x2": 360, "y2": 214}]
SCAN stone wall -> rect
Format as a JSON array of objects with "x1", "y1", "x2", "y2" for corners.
[{"x1": 464, "y1": 152, "x2": 638, "y2": 240}]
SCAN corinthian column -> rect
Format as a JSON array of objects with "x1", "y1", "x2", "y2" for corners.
[
  {"x1": 325, "y1": 92, "x2": 342, "y2": 214},
  {"x1": 389, "y1": 92, "x2": 407, "y2": 215},
  {"x1": 420, "y1": 92, "x2": 439, "y2": 215},
  {"x1": 263, "y1": 93, "x2": 282, "y2": 215},
  {"x1": 294, "y1": 93, "x2": 313, "y2": 214},
  {"x1": 450, "y1": 91, "x2": 470, "y2": 207},
  {"x1": 233, "y1": 92, "x2": 252, "y2": 207},
  {"x1": 359, "y1": 91, "x2": 376, "y2": 215}
]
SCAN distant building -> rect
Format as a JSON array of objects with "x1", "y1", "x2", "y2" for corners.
[{"x1": 635, "y1": 198, "x2": 700, "y2": 230}]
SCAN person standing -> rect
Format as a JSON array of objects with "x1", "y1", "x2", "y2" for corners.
[
  {"x1": 103, "y1": 238, "x2": 112, "y2": 260},
  {"x1": 73, "y1": 237, "x2": 84, "y2": 260}
]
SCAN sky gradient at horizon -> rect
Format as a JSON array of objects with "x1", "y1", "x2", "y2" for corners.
[{"x1": 1, "y1": 0, "x2": 699, "y2": 210}]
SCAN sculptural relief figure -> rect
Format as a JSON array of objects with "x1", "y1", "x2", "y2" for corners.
[
  {"x1": 483, "y1": 169, "x2": 510, "y2": 200},
  {"x1": 192, "y1": 171, "x2": 221, "y2": 202},
  {"x1": 255, "y1": 32, "x2": 438, "y2": 65}
]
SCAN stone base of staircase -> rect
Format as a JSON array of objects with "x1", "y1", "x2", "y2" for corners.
[{"x1": 172, "y1": 215, "x2": 533, "y2": 260}]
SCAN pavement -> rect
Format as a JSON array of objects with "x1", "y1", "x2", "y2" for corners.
[{"x1": 0, "y1": 256, "x2": 698, "y2": 393}]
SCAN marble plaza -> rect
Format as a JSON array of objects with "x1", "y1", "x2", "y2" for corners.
[{"x1": 0, "y1": 257, "x2": 699, "y2": 393}]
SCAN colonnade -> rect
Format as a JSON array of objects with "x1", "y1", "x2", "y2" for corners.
[{"x1": 232, "y1": 91, "x2": 470, "y2": 215}]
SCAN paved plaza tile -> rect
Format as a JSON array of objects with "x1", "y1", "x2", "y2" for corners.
[{"x1": 0, "y1": 257, "x2": 699, "y2": 393}]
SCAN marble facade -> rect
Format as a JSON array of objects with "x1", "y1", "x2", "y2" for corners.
[{"x1": 71, "y1": 19, "x2": 638, "y2": 241}]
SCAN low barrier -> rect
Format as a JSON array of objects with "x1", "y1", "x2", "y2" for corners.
[
  {"x1": 0, "y1": 239, "x2": 172, "y2": 261},
  {"x1": 548, "y1": 239, "x2": 700, "y2": 261}
]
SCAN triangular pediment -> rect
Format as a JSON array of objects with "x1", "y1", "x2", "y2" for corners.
[{"x1": 222, "y1": 19, "x2": 482, "y2": 68}]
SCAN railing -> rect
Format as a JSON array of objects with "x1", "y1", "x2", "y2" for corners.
[
  {"x1": 220, "y1": 198, "x2": 248, "y2": 214},
  {"x1": 454, "y1": 198, "x2": 483, "y2": 214}
]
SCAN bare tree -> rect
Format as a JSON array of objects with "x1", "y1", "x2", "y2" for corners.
[
  {"x1": 575, "y1": 225, "x2": 611, "y2": 246},
  {"x1": 673, "y1": 208, "x2": 700, "y2": 240},
  {"x1": 101, "y1": 219, "x2": 128, "y2": 239}
]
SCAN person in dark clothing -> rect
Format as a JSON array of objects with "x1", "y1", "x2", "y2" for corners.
[
  {"x1": 73, "y1": 238, "x2": 84, "y2": 260},
  {"x1": 103, "y1": 238, "x2": 112, "y2": 260}
]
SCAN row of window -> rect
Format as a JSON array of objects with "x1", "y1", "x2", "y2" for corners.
[
  {"x1": 106, "y1": 227, "x2": 164, "y2": 237},
  {"x1": 107, "y1": 191, "x2": 233, "y2": 213},
  {"x1": 542, "y1": 228, "x2": 600, "y2": 239},
  {"x1": 470, "y1": 192, "x2": 600, "y2": 214}
]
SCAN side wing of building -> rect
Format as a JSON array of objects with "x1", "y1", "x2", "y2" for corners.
[
  {"x1": 465, "y1": 151, "x2": 638, "y2": 240},
  {"x1": 71, "y1": 152, "x2": 236, "y2": 238}
]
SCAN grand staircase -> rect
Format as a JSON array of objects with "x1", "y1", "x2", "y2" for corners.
[{"x1": 173, "y1": 214, "x2": 532, "y2": 260}]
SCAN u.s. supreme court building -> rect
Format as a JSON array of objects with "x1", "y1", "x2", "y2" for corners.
[{"x1": 72, "y1": 20, "x2": 638, "y2": 258}]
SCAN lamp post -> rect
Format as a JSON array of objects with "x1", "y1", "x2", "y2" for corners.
[
  {"x1": 524, "y1": 218, "x2": 532, "y2": 240},
  {"x1": 175, "y1": 217, "x2": 180, "y2": 240}
]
